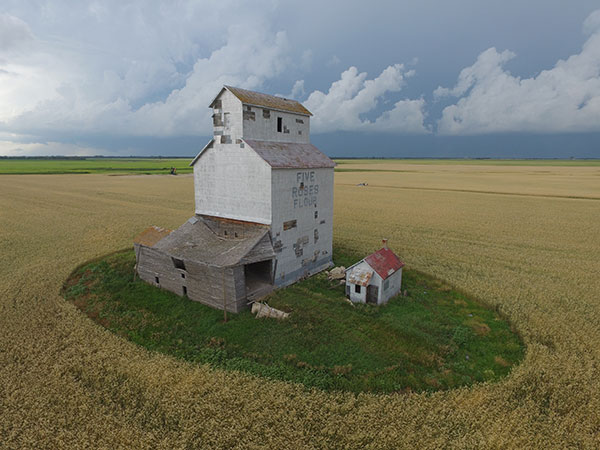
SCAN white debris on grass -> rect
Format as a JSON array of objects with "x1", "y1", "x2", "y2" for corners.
[{"x1": 251, "y1": 302, "x2": 290, "y2": 320}]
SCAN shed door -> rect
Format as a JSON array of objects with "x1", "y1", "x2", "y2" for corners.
[{"x1": 366, "y1": 285, "x2": 378, "y2": 304}]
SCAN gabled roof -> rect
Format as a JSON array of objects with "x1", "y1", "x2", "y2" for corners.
[
  {"x1": 364, "y1": 248, "x2": 405, "y2": 280},
  {"x1": 211, "y1": 86, "x2": 312, "y2": 116},
  {"x1": 133, "y1": 226, "x2": 172, "y2": 247},
  {"x1": 153, "y1": 216, "x2": 274, "y2": 267},
  {"x1": 243, "y1": 139, "x2": 336, "y2": 169},
  {"x1": 189, "y1": 139, "x2": 214, "y2": 167}
]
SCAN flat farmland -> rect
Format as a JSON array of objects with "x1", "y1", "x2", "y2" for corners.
[{"x1": 0, "y1": 161, "x2": 599, "y2": 448}]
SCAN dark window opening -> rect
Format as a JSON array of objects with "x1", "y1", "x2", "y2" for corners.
[
  {"x1": 183, "y1": 286, "x2": 187, "y2": 296},
  {"x1": 296, "y1": 118, "x2": 304, "y2": 124},
  {"x1": 246, "y1": 105, "x2": 252, "y2": 111},
  {"x1": 245, "y1": 260, "x2": 273, "y2": 296},
  {"x1": 298, "y1": 130, "x2": 302, "y2": 135},
  {"x1": 155, "y1": 276, "x2": 159, "y2": 284},
  {"x1": 283, "y1": 220, "x2": 297, "y2": 230},
  {"x1": 172, "y1": 257, "x2": 186, "y2": 271},
  {"x1": 314, "y1": 229, "x2": 319, "y2": 243},
  {"x1": 181, "y1": 273, "x2": 185, "y2": 279},
  {"x1": 355, "y1": 284, "x2": 361, "y2": 294},
  {"x1": 299, "y1": 182, "x2": 304, "y2": 190},
  {"x1": 277, "y1": 117, "x2": 282, "y2": 132},
  {"x1": 384, "y1": 279, "x2": 389, "y2": 290},
  {"x1": 224, "y1": 230, "x2": 228, "y2": 236},
  {"x1": 314, "y1": 211, "x2": 318, "y2": 219},
  {"x1": 213, "y1": 99, "x2": 222, "y2": 109},
  {"x1": 234, "y1": 232, "x2": 238, "y2": 238},
  {"x1": 263, "y1": 109, "x2": 270, "y2": 118}
]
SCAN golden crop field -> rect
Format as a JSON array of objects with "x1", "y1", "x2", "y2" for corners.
[{"x1": 1, "y1": 162, "x2": 599, "y2": 448}]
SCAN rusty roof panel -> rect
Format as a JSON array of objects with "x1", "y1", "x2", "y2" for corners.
[
  {"x1": 365, "y1": 248, "x2": 405, "y2": 280},
  {"x1": 347, "y1": 265, "x2": 373, "y2": 287},
  {"x1": 243, "y1": 139, "x2": 336, "y2": 169},
  {"x1": 133, "y1": 226, "x2": 172, "y2": 247},
  {"x1": 224, "y1": 86, "x2": 312, "y2": 116}
]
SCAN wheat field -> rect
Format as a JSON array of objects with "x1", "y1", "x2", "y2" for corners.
[{"x1": 0, "y1": 163, "x2": 599, "y2": 448}]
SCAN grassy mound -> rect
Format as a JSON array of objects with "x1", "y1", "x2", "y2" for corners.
[{"x1": 63, "y1": 249, "x2": 523, "y2": 394}]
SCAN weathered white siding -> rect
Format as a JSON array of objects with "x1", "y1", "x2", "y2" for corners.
[
  {"x1": 379, "y1": 268, "x2": 403, "y2": 304},
  {"x1": 347, "y1": 260, "x2": 371, "y2": 303},
  {"x1": 193, "y1": 143, "x2": 272, "y2": 224},
  {"x1": 212, "y1": 89, "x2": 243, "y2": 144},
  {"x1": 270, "y1": 167, "x2": 334, "y2": 286},
  {"x1": 242, "y1": 106, "x2": 310, "y2": 144}
]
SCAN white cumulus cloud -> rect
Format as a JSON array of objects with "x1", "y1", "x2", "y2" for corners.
[
  {"x1": 304, "y1": 65, "x2": 429, "y2": 133},
  {"x1": 436, "y1": 9, "x2": 600, "y2": 135}
]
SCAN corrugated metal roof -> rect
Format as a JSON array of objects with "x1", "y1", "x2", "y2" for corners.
[
  {"x1": 133, "y1": 226, "x2": 172, "y2": 247},
  {"x1": 153, "y1": 216, "x2": 274, "y2": 267},
  {"x1": 243, "y1": 139, "x2": 336, "y2": 169},
  {"x1": 222, "y1": 86, "x2": 312, "y2": 116},
  {"x1": 346, "y1": 265, "x2": 373, "y2": 287},
  {"x1": 364, "y1": 248, "x2": 405, "y2": 280}
]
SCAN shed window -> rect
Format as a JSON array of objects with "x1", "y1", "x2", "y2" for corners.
[
  {"x1": 277, "y1": 117, "x2": 282, "y2": 132},
  {"x1": 172, "y1": 257, "x2": 186, "y2": 271},
  {"x1": 354, "y1": 284, "x2": 361, "y2": 293},
  {"x1": 384, "y1": 279, "x2": 389, "y2": 291}
]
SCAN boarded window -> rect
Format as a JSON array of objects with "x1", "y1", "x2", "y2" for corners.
[
  {"x1": 213, "y1": 99, "x2": 222, "y2": 109},
  {"x1": 263, "y1": 109, "x2": 270, "y2": 118},
  {"x1": 355, "y1": 284, "x2": 361, "y2": 294},
  {"x1": 212, "y1": 113, "x2": 223, "y2": 127},
  {"x1": 243, "y1": 110, "x2": 255, "y2": 121},
  {"x1": 172, "y1": 257, "x2": 186, "y2": 271},
  {"x1": 220, "y1": 135, "x2": 231, "y2": 144},
  {"x1": 283, "y1": 220, "x2": 297, "y2": 230},
  {"x1": 277, "y1": 117, "x2": 282, "y2": 132}
]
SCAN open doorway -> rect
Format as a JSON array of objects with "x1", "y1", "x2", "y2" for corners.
[
  {"x1": 244, "y1": 260, "x2": 273, "y2": 300},
  {"x1": 366, "y1": 285, "x2": 379, "y2": 304}
]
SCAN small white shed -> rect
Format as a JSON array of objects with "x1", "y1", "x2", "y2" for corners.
[{"x1": 345, "y1": 240, "x2": 405, "y2": 305}]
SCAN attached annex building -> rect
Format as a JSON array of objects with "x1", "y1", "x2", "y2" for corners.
[
  {"x1": 134, "y1": 86, "x2": 335, "y2": 312},
  {"x1": 345, "y1": 240, "x2": 405, "y2": 305}
]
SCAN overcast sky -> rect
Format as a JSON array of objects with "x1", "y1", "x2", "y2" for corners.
[{"x1": 1, "y1": 1, "x2": 599, "y2": 157}]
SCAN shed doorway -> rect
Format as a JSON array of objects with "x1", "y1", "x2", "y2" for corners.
[
  {"x1": 244, "y1": 260, "x2": 273, "y2": 301},
  {"x1": 366, "y1": 285, "x2": 379, "y2": 304}
]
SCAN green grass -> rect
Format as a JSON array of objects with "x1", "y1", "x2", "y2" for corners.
[
  {"x1": 0, "y1": 158, "x2": 193, "y2": 174},
  {"x1": 63, "y1": 248, "x2": 524, "y2": 394},
  {"x1": 2, "y1": 157, "x2": 598, "y2": 175}
]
